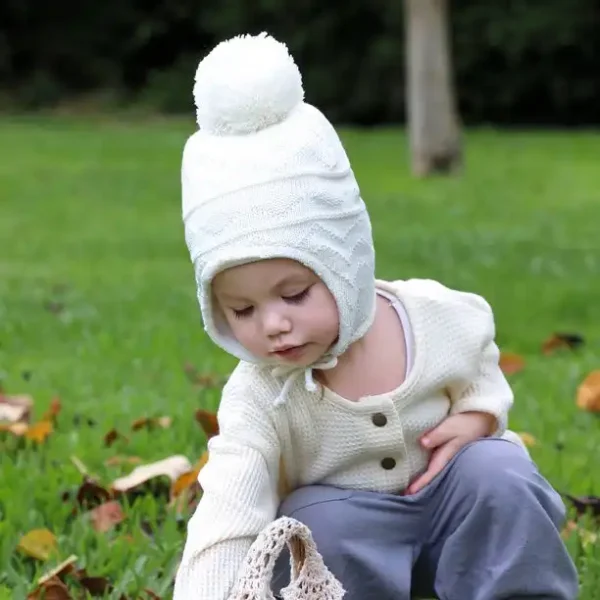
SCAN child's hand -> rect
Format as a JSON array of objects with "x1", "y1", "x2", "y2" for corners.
[{"x1": 406, "y1": 411, "x2": 496, "y2": 495}]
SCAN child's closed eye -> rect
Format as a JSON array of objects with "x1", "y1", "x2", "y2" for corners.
[
  {"x1": 232, "y1": 306, "x2": 254, "y2": 319},
  {"x1": 282, "y1": 287, "x2": 311, "y2": 304}
]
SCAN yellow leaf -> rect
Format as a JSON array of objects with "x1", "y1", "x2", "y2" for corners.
[
  {"x1": 576, "y1": 371, "x2": 600, "y2": 412},
  {"x1": 18, "y1": 528, "x2": 58, "y2": 561},
  {"x1": 170, "y1": 452, "x2": 208, "y2": 499},
  {"x1": 517, "y1": 432, "x2": 537, "y2": 448},
  {"x1": 25, "y1": 420, "x2": 53, "y2": 443}
]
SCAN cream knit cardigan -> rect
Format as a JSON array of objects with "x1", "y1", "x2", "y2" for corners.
[{"x1": 174, "y1": 279, "x2": 518, "y2": 599}]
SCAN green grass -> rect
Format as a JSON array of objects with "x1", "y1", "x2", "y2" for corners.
[{"x1": 1, "y1": 115, "x2": 599, "y2": 598}]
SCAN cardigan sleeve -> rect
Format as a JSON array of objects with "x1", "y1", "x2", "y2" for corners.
[{"x1": 173, "y1": 367, "x2": 281, "y2": 600}]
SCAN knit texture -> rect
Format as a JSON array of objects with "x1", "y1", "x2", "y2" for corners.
[
  {"x1": 228, "y1": 516, "x2": 345, "y2": 599},
  {"x1": 182, "y1": 32, "x2": 376, "y2": 369},
  {"x1": 173, "y1": 279, "x2": 518, "y2": 600}
]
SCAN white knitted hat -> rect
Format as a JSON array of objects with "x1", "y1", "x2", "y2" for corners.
[{"x1": 182, "y1": 32, "x2": 376, "y2": 372}]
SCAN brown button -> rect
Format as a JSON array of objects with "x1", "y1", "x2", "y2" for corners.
[
  {"x1": 381, "y1": 457, "x2": 396, "y2": 470},
  {"x1": 372, "y1": 413, "x2": 387, "y2": 427}
]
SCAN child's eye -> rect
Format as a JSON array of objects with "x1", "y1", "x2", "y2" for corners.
[
  {"x1": 232, "y1": 306, "x2": 254, "y2": 319},
  {"x1": 282, "y1": 287, "x2": 310, "y2": 304}
]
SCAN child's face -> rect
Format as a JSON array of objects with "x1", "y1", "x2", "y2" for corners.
[{"x1": 212, "y1": 258, "x2": 339, "y2": 366}]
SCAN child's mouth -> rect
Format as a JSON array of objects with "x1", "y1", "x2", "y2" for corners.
[{"x1": 272, "y1": 344, "x2": 307, "y2": 360}]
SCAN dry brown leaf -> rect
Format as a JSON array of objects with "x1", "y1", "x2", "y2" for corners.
[
  {"x1": 27, "y1": 575, "x2": 72, "y2": 600},
  {"x1": 75, "y1": 477, "x2": 112, "y2": 510},
  {"x1": 499, "y1": 352, "x2": 525, "y2": 375},
  {"x1": 517, "y1": 432, "x2": 537, "y2": 448},
  {"x1": 542, "y1": 332, "x2": 585, "y2": 355},
  {"x1": 25, "y1": 420, "x2": 53, "y2": 443},
  {"x1": 79, "y1": 575, "x2": 113, "y2": 596},
  {"x1": 104, "y1": 428, "x2": 129, "y2": 447},
  {"x1": 131, "y1": 416, "x2": 172, "y2": 431},
  {"x1": 195, "y1": 409, "x2": 219, "y2": 439},
  {"x1": 111, "y1": 455, "x2": 192, "y2": 494},
  {"x1": 104, "y1": 455, "x2": 143, "y2": 467},
  {"x1": 42, "y1": 397, "x2": 62, "y2": 422},
  {"x1": 89, "y1": 500, "x2": 125, "y2": 533},
  {"x1": 0, "y1": 393, "x2": 33, "y2": 423},
  {"x1": 184, "y1": 364, "x2": 223, "y2": 388},
  {"x1": 576, "y1": 371, "x2": 600, "y2": 412},
  {"x1": 170, "y1": 452, "x2": 209, "y2": 500},
  {"x1": 37, "y1": 555, "x2": 78, "y2": 586},
  {"x1": 17, "y1": 528, "x2": 58, "y2": 561}
]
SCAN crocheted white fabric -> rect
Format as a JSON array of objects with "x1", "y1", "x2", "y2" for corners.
[
  {"x1": 182, "y1": 32, "x2": 376, "y2": 396},
  {"x1": 228, "y1": 516, "x2": 345, "y2": 600}
]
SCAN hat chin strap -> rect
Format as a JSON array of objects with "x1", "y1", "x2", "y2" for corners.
[{"x1": 270, "y1": 355, "x2": 338, "y2": 406}]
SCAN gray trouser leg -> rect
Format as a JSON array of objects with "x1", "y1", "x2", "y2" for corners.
[{"x1": 273, "y1": 439, "x2": 579, "y2": 600}]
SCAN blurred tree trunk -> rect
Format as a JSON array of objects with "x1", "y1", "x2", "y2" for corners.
[{"x1": 404, "y1": 0, "x2": 462, "y2": 176}]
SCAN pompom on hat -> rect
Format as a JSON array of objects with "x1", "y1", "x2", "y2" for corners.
[{"x1": 182, "y1": 32, "x2": 376, "y2": 400}]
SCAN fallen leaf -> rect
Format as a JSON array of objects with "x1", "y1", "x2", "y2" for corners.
[
  {"x1": 104, "y1": 455, "x2": 143, "y2": 467},
  {"x1": 89, "y1": 501, "x2": 125, "y2": 533},
  {"x1": 499, "y1": 352, "x2": 525, "y2": 375},
  {"x1": 170, "y1": 452, "x2": 209, "y2": 500},
  {"x1": 561, "y1": 519, "x2": 578, "y2": 540},
  {"x1": 17, "y1": 529, "x2": 58, "y2": 561},
  {"x1": 79, "y1": 575, "x2": 113, "y2": 596},
  {"x1": 37, "y1": 555, "x2": 78, "y2": 586},
  {"x1": 131, "y1": 416, "x2": 172, "y2": 431},
  {"x1": 195, "y1": 409, "x2": 219, "y2": 439},
  {"x1": 576, "y1": 371, "x2": 600, "y2": 412},
  {"x1": 27, "y1": 576, "x2": 72, "y2": 600},
  {"x1": 104, "y1": 428, "x2": 128, "y2": 447},
  {"x1": 25, "y1": 420, "x2": 53, "y2": 443},
  {"x1": 561, "y1": 519, "x2": 598, "y2": 549},
  {"x1": 542, "y1": 332, "x2": 585, "y2": 355},
  {"x1": 0, "y1": 394, "x2": 33, "y2": 423},
  {"x1": 111, "y1": 455, "x2": 192, "y2": 494},
  {"x1": 563, "y1": 494, "x2": 600, "y2": 519},
  {"x1": 42, "y1": 397, "x2": 62, "y2": 422},
  {"x1": 517, "y1": 432, "x2": 537, "y2": 447},
  {"x1": 0, "y1": 421, "x2": 28, "y2": 435},
  {"x1": 184, "y1": 364, "x2": 224, "y2": 388},
  {"x1": 75, "y1": 477, "x2": 112, "y2": 510}
]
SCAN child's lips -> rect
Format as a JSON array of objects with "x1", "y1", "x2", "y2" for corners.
[{"x1": 272, "y1": 344, "x2": 307, "y2": 360}]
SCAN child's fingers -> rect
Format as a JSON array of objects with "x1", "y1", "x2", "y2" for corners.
[
  {"x1": 420, "y1": 418, "x2": 457, "y2": 449},
  {"x1": 406, "y1": 439, "x2": 461, "y2": 494}
]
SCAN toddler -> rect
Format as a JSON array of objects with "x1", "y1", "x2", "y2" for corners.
[{"x1": 174, "y1": 33, "x2": 578, "y2": 600}]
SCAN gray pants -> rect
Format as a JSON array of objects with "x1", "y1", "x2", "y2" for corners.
[{"x1": 273, "y1": 439, "x2": 578, "y2": 599}]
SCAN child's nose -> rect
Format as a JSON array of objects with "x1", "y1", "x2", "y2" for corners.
[{"x1": 263, "y1": 309, "x2": 292, "y2": 337}]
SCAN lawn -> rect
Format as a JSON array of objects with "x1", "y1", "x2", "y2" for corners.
[{"x1": 0, "y1": 115, "x2": 599, "y2": 598}]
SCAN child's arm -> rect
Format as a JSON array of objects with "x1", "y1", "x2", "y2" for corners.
[
  {"x1": 445, "y1": 296, "x2": 513, "y2": 437},
  {"x1": 173, "y1": 370, "x2": 281, "y2": 600}
]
